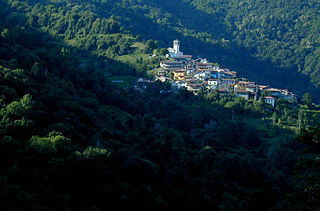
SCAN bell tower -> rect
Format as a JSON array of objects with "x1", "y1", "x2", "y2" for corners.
[{"x1": 173, "y1": 39, "x2": 180, "y2": 55}]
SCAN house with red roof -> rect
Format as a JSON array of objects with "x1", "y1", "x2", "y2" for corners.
[{"x1": 264, "y1": 96, "x2": 275, "y2": 107}]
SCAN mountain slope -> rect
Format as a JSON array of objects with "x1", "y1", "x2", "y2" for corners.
[
  {"x1": 6, "y1": 0, "x2": 320, "y2": 100},
  {"x1": 0, "y1": 1, "x2": 315, "y2": 210},
  {"x1": 119, "y1": 0, "x2": 320, "y2": 98}
]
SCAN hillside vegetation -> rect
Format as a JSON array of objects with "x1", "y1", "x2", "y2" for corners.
[
  {"x1": 5, "y1": 0, "x2": 320, "y2": 99},
  {"x1": 115, "y1": 0, "x2": 320, "y2": 97},
  {"x1": 1, "y1": 0, "x2": 320, "y2": 210}
]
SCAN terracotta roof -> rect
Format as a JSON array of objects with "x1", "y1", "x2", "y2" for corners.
[
  {"x1": 258, "y1": 85, "x2": 269, "y2": 90},
  {"x1": 217, "y1": 69, "x2": 226, "y2": 72},
  {"x1": 258, "y1": 85, "x2": 269, "y2": 88},
  {"x1": 173, "y1": 70, "x2": 186, "y2": 73},
  {"x1": 198, "y1": 67, "x2": 212, "y2": 70},
  {"x1": 225, "y1": 72, "x2": 235, "y2": 75},
  {"x1": 166, "y1": 68, "x2": 185, "y2": 71},
  {"x1": 264, "y1": 96, "x2": 275, "y2": 99},
  {"x1": 235, "y1": 90, "x2": 250, "y2": 93},
  {"x1": 266, "y1": 88, "x2": 281, "y2": 92},
  {"x1": 161, "y1": 60, "x2": 182, "y2": 64},
  {"x1": 246, "y1": 85, "x2": 257, "y2": 88},
  {"x1": 237, "y1": 81, "x2": 255, "y2": 84},
  {"x1": 196, "y1": 62, "x2": 215, "y2": 66},
  {"x1": 218, "y1": 89, "x2": 228, "y2": 93},
  {"x1": 175, "y1": 55, "x2": 192, "y2": 58}
]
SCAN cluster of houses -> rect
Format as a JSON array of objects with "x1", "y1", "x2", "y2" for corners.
[{"x1": 136, "y1": 40, "x2": 297, "y2": 107}]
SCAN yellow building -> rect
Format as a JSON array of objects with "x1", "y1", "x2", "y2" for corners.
[{"x1": 173, "y1": 70, "x2": 186, "y2": 81}]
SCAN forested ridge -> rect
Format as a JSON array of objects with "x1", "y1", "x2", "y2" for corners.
[
  {"x1": 114, "y1": 0, "x2": 320, "y2": 98},
  {"x1": 1, "y1": 0, "x2": 320, "y2": 210},
  {"x1": 4, "y1": 0, "x2": 320, "y2": 99}
]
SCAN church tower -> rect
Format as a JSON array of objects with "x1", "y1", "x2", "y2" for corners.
[
  {"x1": 167, "y1": 39, "x2": 183, "y2": 57},
  {"x1": 173, "y1": 39, "x2": 180, "y2": 55}
]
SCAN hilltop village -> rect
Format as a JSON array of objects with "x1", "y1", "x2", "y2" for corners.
[{"x1": 137, "y1": 40, "x2": 297, "y2": 107}]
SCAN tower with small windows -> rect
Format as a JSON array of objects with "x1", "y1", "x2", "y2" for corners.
[
  {"x1": 173, "y1": 39, "x2": 180, "y2": 55},
  {"x1": 167, "y1": 39, "x2": 183, "y2": 57}
]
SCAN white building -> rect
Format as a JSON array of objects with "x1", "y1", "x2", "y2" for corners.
[
  {"x1": 207, "y1": 79, "x2": 220, "y2": 90},
  {"x1": 264, "y1": 96, "x2": 275, "y2": 107},
  {"x1": 168, "y1": 39, "x2": 183, "y2": 57},
  {"x1": 194, "y1": 71, "x2": 209, "y2": 80},
  {"x1": 160, "y1": 60, "x2": 184, "y2": 70}
]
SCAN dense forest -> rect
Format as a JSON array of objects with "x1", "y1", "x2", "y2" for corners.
[
  {"x1": 1, "y1": 0, "x2": 320, "y2": 210},
  {"x1": 108, "y1": 0, "x2": 320, "y2": 98},
  {"x1": 4, "y1": 0, "x2": 320, "y2": 99}
]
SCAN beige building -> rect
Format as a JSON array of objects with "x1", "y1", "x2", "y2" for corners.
[{"x1": 173, "y1": 70, "x2": 186, "y2": 81}]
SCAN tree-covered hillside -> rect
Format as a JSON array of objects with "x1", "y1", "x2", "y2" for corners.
[
  {"x1": 190, "y1": 0, "x2": 320, "y2": 86},
  {"x1": 1, "y1": 0, "x2": 320, "y2": 210},
  {"x1": 120, "y1": 0, "x2": 320, "y2": 98},
  {"x1": 5, "y1": 0, "x2": 320, "y2": 100},
  {"x1": 117, "y1": 0, "x2": 320, "y2": 99}
]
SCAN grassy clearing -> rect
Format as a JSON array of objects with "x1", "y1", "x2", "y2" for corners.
[
  {"x1": 117, "y1": 53, "x2": 148, "y2": 65},
  {"x1": 116, "y1": 42, "x2": 151, "y2": 65},
  {"x1": 131, "y1": 42, "x2": 147, "y2": 51},
  {"x1": 107, "y1": 75, "x2": 138, "y2": 88}
]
